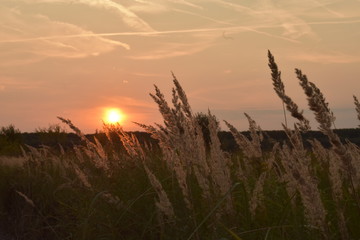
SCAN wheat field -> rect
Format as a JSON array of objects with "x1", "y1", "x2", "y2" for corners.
[{"x1": 0, "y1": 52, "x2": 359, "y2": 240}]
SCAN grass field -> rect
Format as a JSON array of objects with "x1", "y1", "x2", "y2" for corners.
[{"x1": 0, "y1": 52, "x2": 359, "y2": 240}]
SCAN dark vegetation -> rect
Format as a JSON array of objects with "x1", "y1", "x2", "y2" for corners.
[{"x1": 1, "y1": 124, "x2": 359, "y2": 156}]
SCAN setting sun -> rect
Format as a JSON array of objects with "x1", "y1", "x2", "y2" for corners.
[{"x1": 104, "y1": 108, "x2": 125, "y2": 124}]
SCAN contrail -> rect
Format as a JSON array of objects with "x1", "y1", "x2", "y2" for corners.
[
  {"x1": 312, "y1": 0, "x2": 344, "y2": 18},
  {"x1": 1, "y1": 18, "x2": 359, "y2": 44},
  {"x1": 0, "y1": 26, "x2": 299, "y2": 44}
]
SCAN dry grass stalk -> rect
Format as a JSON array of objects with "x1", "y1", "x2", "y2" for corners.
[
  {"x1": 207, "y1": 111, "x2": 234, "y2": 214},
  {"x1": 81, "y1": 145, "x2": 110, "y2": 173},
  {"x1": 268, "y1": 51, "x2": 310, "y2": 131},
  {"x1": 0, "y1": 156, "x2": 26, "y2": 167},
  {"x1": 310, "y1": 138, "x2": 349, "y2": 239},
  {"x1": 345, "y1": 141, "x2": 360, "y2": 188},
  {"x1": 276, "y1": 124, "x2": 329, "y2": 237},
  {"x1": 135, "y1": 123, "x2": 193, "y2": 210},
  {"x1": 139, "y1": 78, "x2": 209, "y2": 210},
  {"x1": 282, "y1": 125, "x2": 304, "y2": 151},
  {"x1": 57, "y1": 117, "x2": 85, "y2": 140},
  {"x1": 224, "y1": 119, "x2": 262, "y2": 159},
  {"x1": 58, "y1": 117, "x2": 110, "y2": 173},
  {"x1": 190, "y1": 123, "x2": 212, "y2": 206},
  {"x1": 172, "y1": 72, "x2": 192, "y2": 118},
  {"x1": 278, "y1": 144, "x2": 329, "y2": 238},
  {"x1": 295, "y1": 70, "x2": 359, "y2": 191},
  {"x1": 245, "y1": 113, "x2": 264, "y2": 156},
  {"x1": 328, "y1": 151, "x2": 349, "y2": 240},
  {"x1": 102, "y1": 124, "x2": 177, "y2": 218},
  {"x1": 101, "y1": 192, "x2": 123, "y2": 209},
  {"x1": 235, "y1": 157, "x2": 250, "y2": 196},
  {"x1": 295, "y1": 69, "x2": 335, "y2": 132},
  {"x1": 249, "y1": 172, "x2": 267, "y2": 218},
  {"x1": 224, "y1": 113, "x2": 272, "y2": 214},
  {"x1": 329, "y1": 136, "x2": 358, "y2": 190},
  {"x1": 104, "y1": 123, "x2": 145, "y2": 161},
  {"x1": 144, "y1": 165, "x2": 175, "y2": 221},
  {"x1": 140, "y1": 75, "x2": 239, "y2": 217},
  {"x1": 249, "y1": 144, "x2": 278, "y2": 217},
  {"x1": 225, "y1": 114, "x2": 278, "y2": 217},
  {"x1": 72, "y1": 163, "x2": 92, "y2": 188},
  {"x1": 309, "y1": 139, "x2": 328, "y2": 164},
  {"x1": 22, "y1": 144, "x2": 61, "y2": 170},
  {"x1": 73, "y1": 145, "x2": 85, "y2": 163},
  {"x1": 93, "y1": 137, "x2": 107, "y2": 161},
  {"x1": 310, "y1": 138, "x2": 349, "y2": 238},
  {"x1": 16, "y1": 190, "x2": 35, "y2": 208},
  {"x1": 149, "y1": 84, "x2": 183, "y2": 136},
  {"x1": 354, "y1": 95, "x2": 360, "y2": 127},
  {"x1": 24, "y1": 144, "x2": 44, "y2": 161}
]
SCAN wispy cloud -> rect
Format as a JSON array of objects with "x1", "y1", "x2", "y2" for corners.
[
  {"x1": 77, "y1": 0, "x2": 154, "y2": 32},
  {"x1": 2, "y1": 0, "x2": 359, "y2": 65},
  {"x1": 100, "y1": 96, "x2": 157, "y2": 113},
  {"x1": 131, "y1": 72, "x2": 167, "y2": 78},
  {"x1": 21, "y1": 0, "x2": 154, "y2": 32},
  {"x1": 128, "y1": 41, "x2": 214, "y2": 60},
  {"x1": 209, "y1": 0, "x2": 259, "y2": 15},
  {"x1": 168, "y1": 0, "x2": 204, "y2": 10},
  {"x1": 187, "y1": 79, "x2": 278, "y2": 109},
  {"x1": 290, "y1": 51, "x2": 360, "y2": 64},
  {"x1": 311, "y1": 0, "x2": 345, "y2": 18},
  {"x1": 0, "y1": 76, "x2": 42, "y2": 90},
  {"x1": 0, "y1": 24, "x2": 302, "y2": 44},
  {"x1": 171, "y1": 8, "x2": 234, "y2": 26},
  {"x1": 129, "y1": 1, "x2": 168, "y2": 13},
  {"x1": 0, "y1": 6, "x2": 129, "y2": 65},
  {"x1": 209, "y1": 0, "x2": 317, "y2": 39},
  {"x1": 129, "y1": 0, "x2": 231, "y2": 26}
]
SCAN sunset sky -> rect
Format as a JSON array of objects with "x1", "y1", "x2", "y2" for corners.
[{"x1": 1, "y1": 0, "x2": 359, "y2": 133}]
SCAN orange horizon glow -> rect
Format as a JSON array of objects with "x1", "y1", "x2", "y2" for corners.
[{"x1": 1, "y1": 1, "x2": 360, "y2": 133}]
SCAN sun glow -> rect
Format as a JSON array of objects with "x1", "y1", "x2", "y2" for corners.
[{"x1": 104, "y1": 108, "x2": 125, "y2": 124}]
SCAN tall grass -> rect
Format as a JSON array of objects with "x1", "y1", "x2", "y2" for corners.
[{"x1": 0, "y1": 52, "x2": 359, "y2": 240}]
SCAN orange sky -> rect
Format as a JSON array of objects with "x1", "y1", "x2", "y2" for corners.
[{"x1": 0, "y1": 0, "x2": 360, "y2": 133}]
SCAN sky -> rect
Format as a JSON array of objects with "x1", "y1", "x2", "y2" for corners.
[{"x1": 0, "y1": 0, "x2": 360, "y2": 133}]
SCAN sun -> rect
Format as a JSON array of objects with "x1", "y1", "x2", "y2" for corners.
[{"x1": 104, "y1": 108, "x2": 125, "y2": 124}]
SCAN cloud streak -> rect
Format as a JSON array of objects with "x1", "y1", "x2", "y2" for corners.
[
  {"x1": 0, "y1": 6, "x2": 130, "y2": 65},
  {"x1": 1, "y1": 0, "x2": 359, "y2": 65},
  {"x1": 312, "y1": 0, "x2": 345, "y2": 18},
  {"x1": 290, "y1": 51, "x2": 360, "y2": 64},
  {"x1": 128, "y1": 41, "x2": 213, "y2": 60},
  {"x1": 2, "y1": 0, "x2": 359, "y2": 64},
  {"x1": 168, "y1": 0, "x2": 204, "y2": 10},
  {"x1": 208, "y1": 0, "x2": 358, "y2": 40},
  {"x1": 21, "y1": 0, "x2": 154, "y2": 32},
  {"x1": 0, "y1": 24, "x2": 304, "y2": 44}
]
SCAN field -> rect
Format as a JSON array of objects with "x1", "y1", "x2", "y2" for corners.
[{"x1": 0, "y1": 52, "x2": 360, "y2": 240}]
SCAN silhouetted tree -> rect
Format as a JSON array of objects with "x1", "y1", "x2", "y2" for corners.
[{"x1": 0, "y1": 124, "x2": 23, "y2": 155}]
